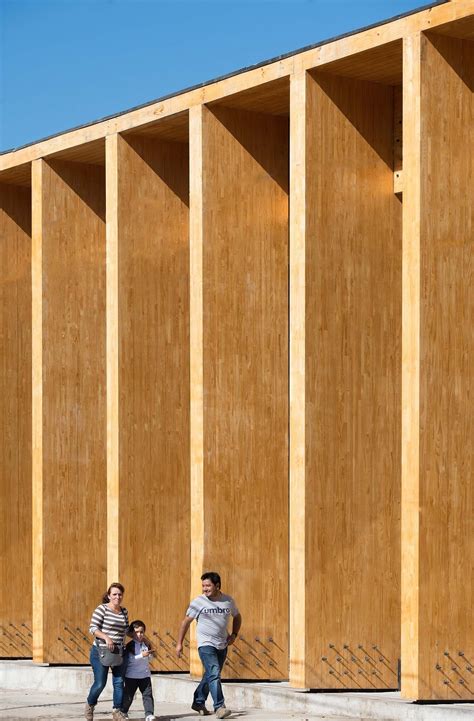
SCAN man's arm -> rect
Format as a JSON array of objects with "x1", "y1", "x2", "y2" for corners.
[
  {"x1": 227, "y1": 612, "x2": 242, "y2": 646},
  {"x1": 175, "y1": 616, "x2": 193, "y2": 657}
]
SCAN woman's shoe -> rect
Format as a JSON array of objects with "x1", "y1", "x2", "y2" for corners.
[
  {"x1": 191, "y1": 702, "x2": 211, "y2": 715},
  {"x1": 84, "y1": 703, "x2": 94, "y2": 720}
]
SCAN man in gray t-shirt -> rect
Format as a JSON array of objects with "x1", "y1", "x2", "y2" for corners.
[{"x1": 176, "y1": 572, "x2": 242, "y2": 719}]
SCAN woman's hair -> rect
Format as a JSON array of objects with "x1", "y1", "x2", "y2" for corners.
[{"x1": 101, "y1": 582, "x2": 125, "y2": 604}]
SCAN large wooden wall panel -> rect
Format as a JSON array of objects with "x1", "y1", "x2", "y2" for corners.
[
  {"x1": 0, "y1": 7, "x2": 471, "y2": 694},
  {"x1": 33, "y1": 159, "x2": 107, "y2": 663},
  {"x1": 199, "y1": 105, "x2": 289, "y2": 680},
  {"x1": 0, "y1": 184, "x2": 32, "y2": 658},
  {"x1": 116, "y1": 133, "x2": 190, "y2": 671},
  {"x1": 402, "y1": 32, "x2": 473, "y2": 701},
  {"x1": 304, "y1": 71, "x2": 402, "y2": 689}
]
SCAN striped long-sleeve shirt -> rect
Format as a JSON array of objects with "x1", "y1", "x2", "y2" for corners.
[{"x1": 89, "y1": 604, "x2": 129, "y2": 646}]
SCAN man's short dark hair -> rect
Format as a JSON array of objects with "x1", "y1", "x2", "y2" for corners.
[{"x1": 201, "y1": 571, "x2": 221, "y2": 588}]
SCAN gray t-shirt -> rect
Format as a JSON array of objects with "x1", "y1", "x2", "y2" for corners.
[{"x1": 186, "y1": 594, "x2": 239, "y2": 649}]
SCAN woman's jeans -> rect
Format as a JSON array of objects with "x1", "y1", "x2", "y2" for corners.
[
  {"x1": 193, "y1": 645, "x2": 227, "y2": 711},
  {"x1": 87, "y1": 644, "x2": 124, "y2": 709}
]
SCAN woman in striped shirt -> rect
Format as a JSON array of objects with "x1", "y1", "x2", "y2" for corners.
[{"x1": 85, "y1": 583, "x2": 129, "y2": 721}]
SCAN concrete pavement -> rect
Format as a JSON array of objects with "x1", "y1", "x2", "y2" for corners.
[
  {"x1": 1, "y1": 662, "x2": 474, "y2": 721},
  {"x1": 0, "y1": 688, "x2": 348, "y2": 721}
]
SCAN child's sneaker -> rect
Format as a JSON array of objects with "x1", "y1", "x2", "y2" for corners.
[
  {"x1": 216, "y1": 707, "x2": 231, "y2": 719},
  {"x1": 191, "y1": 702, "x2": 211, "y2": 715},
  {"x1": 112, "y1": 711, "x2": 127, "y2": 721}
]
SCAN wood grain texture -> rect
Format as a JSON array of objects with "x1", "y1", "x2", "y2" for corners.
[
  {"x1": 0, "y1": 164, "x2": 31, "y2": 188},
  {"x1": 305, "y1": 71, "x2": 402, "y2": 690},
  {"x1": 39, "y1": 159, "x2": 107, "y2": 663},
  {"x1": 189, "y1": 105, "x2": 205, "y2": 677},
  {"x1": 1, "y1": 2, "x2": 472, "y2": 172},
  {"x1": 289, "y1": 71, "x2": 307, "y2": 688},
  {"x1": 209, "y1": 77, "x2": 289, "y2": 117},
  {"x1": 201, "y1": 105, "x2": 289, "y2": 680},
  {"x1": 106, "y1": 134, "x2": 120, "y2": 584},
  {"x1": 0, "y1": 183, "x2": 32, "y2": 658},
  {"x1": 31, "y1": 160, "x2": 43, "y2": 662},
  {"x1": 401, "y1": 32, "x2": 422, "y2": 700},
  {"x1": 417, "y1": 32, "x2": 473, "y2": 701},
  {"x1": 116, "y1": 133, "x2": 190, "y2": 672},
  {"x1": 0, "y1": 4, "x2": 471, "y2": 693},
  {"x1": 318, "y1": 39, "x2": 403, "y2": 85}
]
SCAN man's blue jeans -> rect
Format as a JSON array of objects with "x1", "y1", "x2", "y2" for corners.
[
  {"x1": 86, "y1": 644, "x2": 124, "y2": 709},
  {"x1": 194, "y1": 645, "x2": 228, "y2": 711}
]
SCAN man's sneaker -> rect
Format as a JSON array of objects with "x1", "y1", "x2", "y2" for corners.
[
  {"x1": 216, "y1": 707, "x2": 231, "y2": 719},
  {"x1": 191, "y1": 701, "x2": 211, "y2": 715},
  {"x1": 84, "y1": 703, "x2": 94, "y2": 720},
  {"x1": 145, "y1": 716, "x2": 156, "y2": 720}
]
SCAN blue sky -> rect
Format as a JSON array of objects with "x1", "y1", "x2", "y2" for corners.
[{"x1": 0, "y1": 0, "x2": 440, "y2": 152}]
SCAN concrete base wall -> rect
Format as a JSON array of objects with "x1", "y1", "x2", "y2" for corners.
[{"x1": 1, "y1": 661, "x2": 474, "y2": 721}]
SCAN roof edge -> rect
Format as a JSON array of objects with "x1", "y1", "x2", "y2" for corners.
[{"x1": 0, "y1": 0, "x2": 448, "y2": 156}]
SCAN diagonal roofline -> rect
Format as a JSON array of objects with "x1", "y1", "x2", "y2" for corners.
[{"x1": 0, "y1": 0, "x2": 447, "y2": 155}]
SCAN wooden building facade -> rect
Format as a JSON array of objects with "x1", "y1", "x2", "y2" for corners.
[{"x1": 0, "y1": 0, "x2": 472, "y2": 701}]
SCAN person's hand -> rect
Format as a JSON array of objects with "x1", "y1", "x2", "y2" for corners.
[
  {"x1": 104, "y1": 635, "x2": 114, "y2": 650},
  {"x1": 227, "y1": 633, "x2": 237, "y2": 646},
  {"x1": 142, "y1": 649, "x2": 152, "y2": 657},
  {"x1": 175, "y1": 642, "x2": 183, "y2": 658}
]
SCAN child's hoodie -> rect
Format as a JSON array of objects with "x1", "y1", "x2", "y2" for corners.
[{"x1": 124, "y1": 637, "x2": 152, "y2": 679}]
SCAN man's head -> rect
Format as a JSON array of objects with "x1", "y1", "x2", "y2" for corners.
[{"x1": 201, "y1": 571, "x2": 221, "y2": 597}]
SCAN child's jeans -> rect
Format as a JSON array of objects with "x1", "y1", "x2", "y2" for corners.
[{"x1": 122, "y1": 676, "x2": 154, "y2": 716}]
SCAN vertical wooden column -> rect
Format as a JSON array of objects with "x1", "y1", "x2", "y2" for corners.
[
  {"x1": 114, "y1": 129, "x2": 190, "y2": 672},
  {"x1": 32, "y1": 160, "x2": 44, "y2": 662},
  {"x1": 401, "y1": 31, "x2": 473, "y2": 701},
  {"x1": 0, "y1": 181, "x2": 32, "y2": 658},
  {"x1": 289, "y1": 71, "x2": 307, "y2": 689},
  {"x1": 32, "y1": 157, "x2": 107, "y2": 663},
  {"x1": 190, "y1": 103, "x2": 289, "y2": 680},
  {"x1": 106, "y1": 135, "x2": 120, "y2": 584},
  {"x1": 292, "y1": 69, "x2": 402, "y2": 689},
  {"x1": 401, "y1": 32, "x2": 421, "y2": 700},
  {"x1": 189, "y1": 105, "x2": 205, "y2": 677}
]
